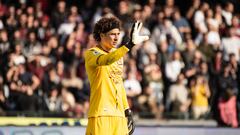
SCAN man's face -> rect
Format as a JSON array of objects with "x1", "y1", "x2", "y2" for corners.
[{"x1": 101, "y1": 28, "x2": 120, "y2": 49}]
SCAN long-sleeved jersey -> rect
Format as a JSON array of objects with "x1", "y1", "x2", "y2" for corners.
[{"x1": 84, "y1": 45, "x2": 129, "y2": 118}]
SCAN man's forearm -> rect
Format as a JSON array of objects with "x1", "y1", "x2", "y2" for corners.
[{"x1": 96, "y1": 46, "x2": 129, "y2": 65}]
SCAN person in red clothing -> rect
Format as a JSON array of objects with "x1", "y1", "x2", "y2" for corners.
[{"x1": 218, "y1": 88, "x2": 238, "y2": 127}]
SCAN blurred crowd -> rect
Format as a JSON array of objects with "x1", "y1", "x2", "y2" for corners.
[{"x1": 0, "y1": 0, "x2": 240, "y2": 127}]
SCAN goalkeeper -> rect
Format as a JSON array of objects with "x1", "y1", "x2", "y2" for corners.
[{"x1": 84, "y1": 16, "x2": 149, "y2": 135}]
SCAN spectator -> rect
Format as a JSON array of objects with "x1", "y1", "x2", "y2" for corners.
[
  {"x1": 124, "y1": 71, "x2": 142, "y2": 109},
  {"x1": 205, "y1": 9, "x2": 221, "y2": 49},
  {"x1": 156, "y1": 36, "x2": 169, "y2": 71},
  {"x1": 61, "y1": 87, "x2": 76, "y2": 115},
  {"x1": 169, "y1": 73, "x2": 191, "y2": 119},
  {"x1": 193, "y1": 2, "x2": 209, "y2": 34},
  {"x1": 43, "y1": 84, "x2": 62, "y2": 112},
  {"x1": 222, "y1": 27, "x2": 240, "y2": 61},
  {"x1": 0, "y1": 75, "x2": 10, "y2": 115},
  {"x1": 143, "y1": 54, "x2": 164, "y2": 113},
  {"x1": 0, "y1": 29, "x2": 11, "y2": 56},
  {"x1": 165, "y1": 50, "x2": 184, "y2": 82},
  {"x1": 23, "y1": 31, "x2": 42, "y2": 57},
  {"x1": 190, "y1": 75, "x2": 211, "y2": 119},
  {"x1": 209, "y1": 50, "x2": 225, "y2": 122},
  {"x1": 182, "y1": 36, "x2": 197, "y2": 67},
  {"x1": 42, "y1": 67, "x2": 60, "y2": 94},
  {"x1": 61, "y1": 67, "x2": 86, "y2": 104},
  {"x1": 58, "y1": 15, "x2": 77, "y2": 36},
  {"x1": 163, "y1": 0, "x2": 176, "y2": 18},
  {"x1": 231, "y1": 15, "x2": 240, "y2": 38},
  {"x1": 0, "y1": 29, "x2": 11, "y2": 75},
  {"x1": 28, "y1": 54, "x2": 51, "y2": 82},
  {"x1": 197, "y1": 33, "x2": 215, "y2": 62},
  {"x1": 125, "y1": 58, "x2": 142, "y2": 81},
  {"x1": 186, "y1": 0, "x2": 200, "y2": 17},
  {"x1": 69, "y1": 5, "x2": 82, "y2": 23},
  {"x1": 218, "y1": 87, "x2": 238, "y2": 127},
  {"x1": 222, "y1": 2, "x2": 234, "y2": 26},
  {"x1": 144, "y1": 57, "x2": 165, "y2": 119},
  {"x1": 115, "y1": 0, "x2": 131, "y2": 30},
  {"x1": 38, "y1": 15, "x2": 55, "y2": 42},
  {"x1": 137, "y1": 84, "x2": 164, "y2": 119},
  {"x1": 214, "y1": 4, "x2": 227, "y2": 36},
  {"x1": 51, "y1": 0, "x2": 68, "y2": 30},
  {"x1": 6, "y1": 64, "x2": 40, "y2": 111},
  {"x1": 173, "y1": 8, "x2": 191, "y2": 38},
  {"x1": 218, "y1": 63, "x2": 238, "y2": 98},
  {"x1": 151, "y1": 18, "x2": 182, "y2": 49},
  {"x1": 9, "y1": 43, "x2": 26, "y2": 67}
]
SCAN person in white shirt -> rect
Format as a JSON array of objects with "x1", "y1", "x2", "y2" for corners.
[
  {"x1": 222, "y1": 2, "x2": 234, "y2": 26},
  {"x1": 124, "y1": 72, "x2": 142, "y2": 98},
  {"x1": 193, "y1": 2, "x2": 209, "y2": 33},
  {"x1": 165, "y1": 50, "x2": 185, "y2": 82},
  {"x1": 222, "y1": 27, "x2": 240, "y2": 61}
]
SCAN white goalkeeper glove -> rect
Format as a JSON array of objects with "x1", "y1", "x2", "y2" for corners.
[{"x1": 126, "y1": 21, "x2": 149, "y2": 49}]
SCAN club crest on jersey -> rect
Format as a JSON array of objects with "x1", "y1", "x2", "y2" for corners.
[{"x1": 92, "y1": 50, "x2": 100, "y2": 55}]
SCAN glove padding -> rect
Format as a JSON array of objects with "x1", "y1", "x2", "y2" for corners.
[
  {"x1": 126, "y1": 21, "x2": 149, "y2": 49},
  {"x1": 125, "y1": 109, "x2": 135, "y2": 135}
]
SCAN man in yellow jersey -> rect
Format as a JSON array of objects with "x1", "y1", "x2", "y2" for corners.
[{"x1": 84, "y1": 16, "x2": 149, "y2": 135}]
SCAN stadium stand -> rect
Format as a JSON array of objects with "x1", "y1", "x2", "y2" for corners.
[{"x1": 0, "y1": 0, "x2": 240, "y2": 129}]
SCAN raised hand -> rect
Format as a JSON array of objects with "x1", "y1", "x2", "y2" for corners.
[{"x1": 126, "y1": 21, "x2": 149, "y2": 49}]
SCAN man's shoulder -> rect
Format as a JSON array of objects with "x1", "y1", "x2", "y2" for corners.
[{"x1": 85, "y1": 47, "x2": 102, "y2": 56}]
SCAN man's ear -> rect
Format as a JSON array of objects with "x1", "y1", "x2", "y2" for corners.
[{"x1": 100, "y1": 33, "x2": 105, "y2": 39}]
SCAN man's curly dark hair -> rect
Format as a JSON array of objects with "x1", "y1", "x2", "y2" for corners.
[{"x1": 93, "y1": 17, "x2": 121, "y2": 42}]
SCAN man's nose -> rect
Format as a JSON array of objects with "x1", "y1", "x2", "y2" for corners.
[{"x1": 114, "y1": 35, "x2": 119, "y2": 40}]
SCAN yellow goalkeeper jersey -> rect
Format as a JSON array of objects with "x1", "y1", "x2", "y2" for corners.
[{"x1": 84, "y1": 45, "x2": 129, "y2": 118}]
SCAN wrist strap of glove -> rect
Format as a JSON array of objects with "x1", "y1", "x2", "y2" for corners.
[
  {"x1": 125, "y1": 42, "x2": 134, "y2": 50},
  {"x1": 125, "y1": 109, "x2": 132, "y2": 117}
]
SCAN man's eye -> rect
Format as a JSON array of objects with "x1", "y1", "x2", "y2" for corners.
[{"x1": 109, "y1": 33, "x2": 120, "y2": 36}]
